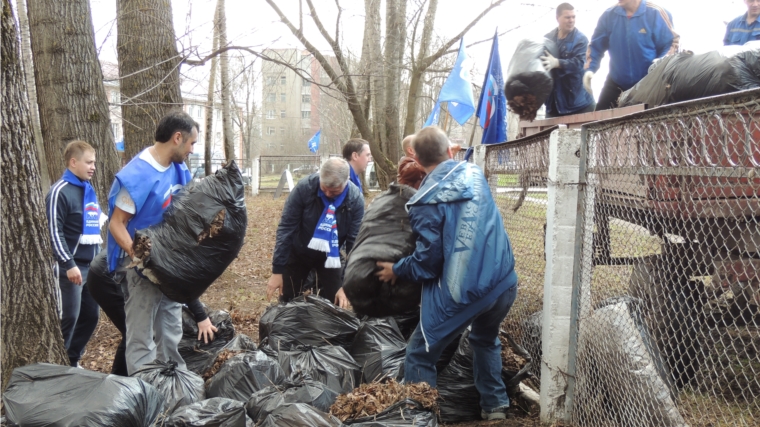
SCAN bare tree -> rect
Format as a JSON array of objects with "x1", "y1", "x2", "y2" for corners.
[
  {"x1": 27, "y1": 0, "x2": 121, "y2": 206},
  {"x1": 2, "y1": 0, "x2": 68, "y2": 389},
  {"x1": 204, "y1": 2, "x2": 221, "y2": 176},
  {"x1": 217, "y1": 0, "x2": 235, "y2": 161},
  {"x1": 116, "y1": 0, "x2": 183, "y2": 161}
]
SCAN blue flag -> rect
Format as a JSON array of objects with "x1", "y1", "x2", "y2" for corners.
[
  {"x1": 424, "y1": 102, "x2": 441, "y2": 127},
  {"x1": 438, "y1": 38, "x2": 475, "y2": 125},
  {"x1": 476, "y1": 31, "x2": 507, "y2": 144},
  {"x1": 308, "y1": 130, "x2": 321, "y2": 153}
]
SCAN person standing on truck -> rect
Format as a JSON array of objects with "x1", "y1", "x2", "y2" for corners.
[
  {"x1": 342, "y1": 138, "x2": 371, "y2": 194},
  {"x1": 724, "y1": 0, "x2": 760, "y2": 46},
  {"x1": 541, "y1": 3, "x2": 596, "y2": 117},
  {"x1": 583, "y1": 0, "x2": 679, "y2": 110}
]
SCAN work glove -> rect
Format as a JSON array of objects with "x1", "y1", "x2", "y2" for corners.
[
  {"x1": 583, "y1": 71, "x2": 594, "y2": 95},
  {"x1": 540, "y1": 50, "x2": 560, "y2": 72}
]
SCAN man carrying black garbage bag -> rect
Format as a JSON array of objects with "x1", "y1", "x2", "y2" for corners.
[
  {"x1": 375, "y1": 126, "x2": 518, "y2": 421},
  {"x1": 266, "y1": 158, "x2": 364, "y2": 309}
]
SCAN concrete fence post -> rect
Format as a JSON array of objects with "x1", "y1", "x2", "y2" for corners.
[
  {"x1": 473, "y1": 144, "x2": 487, "y2": 170},
  {"x1": 251, "y1": 156, "x2": 260, "y2": 196},
  {"x1": 540, "y1": 127, "x2": 581, "y2": 423}
]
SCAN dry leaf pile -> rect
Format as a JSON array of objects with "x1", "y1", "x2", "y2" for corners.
[
  {"x1": 330, "y1": 379, "x2": 439, "y2": 422},
  {"x1": 202, "y1": 349, "x2": 243, "y2": 381},
  {"x1": 508, "y1": 94, "x2": 541, "y2": 121},
  {"x1": 198, "y1": 209, "x2": 226, "y2": 242}
]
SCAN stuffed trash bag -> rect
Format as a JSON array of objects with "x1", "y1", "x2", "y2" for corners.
[
  {"x1": 342, "y1": 184, "x2": 422, "y2": 318},
  {"x1": 505, "y1": 37, "x2": 558, "y2": 121},
  {"x1": 130, "y1": 161, "x2": 247, "y2": 304},
  {"x1": 259, "y1": 294, "x2": 360, "y2": 351},
  {"x1": 259, "y1": 403, "x2": 344, "y2": 427},
  {"x1": 179, "y1": 309, "x2": 238, "y2": 376},
  {"x1": 245, "y1": 376, "x2": 339, "y2": 424},
  {"x1": 164, "y1": 397, "x2": 251, "y2": 427},
  {"x1": 3, "y1": 363, "x2": 164, "y2": 427},
  {"x1": 344, "y1": 399, "x2": 437, "y2": 427},
  {"x1": 278, "y1": 345, "x2": 361, "y2": 395},
  {"x1": 436, "y1": 331, "x2": 481, "y2": 423},
  {"x1": 350, "y1": 317, "x2": 406, "y2": 383},
  {"x1": 206, "y1": 351, "x2": 285, "y2": 402},
  {"x1": 131, "y1": 359, "x2": 205, "y2": 413}
]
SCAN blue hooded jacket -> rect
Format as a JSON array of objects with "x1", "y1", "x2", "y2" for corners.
[
  {"x1": 392, "y1": 160, "x2": 517, "y2": 350},
  {"x1": 587, "y1": 0, "x2": 678, "y2": 90},
  {"x1": 544, "y1": 27, "x2": 596, "y2": 116}
]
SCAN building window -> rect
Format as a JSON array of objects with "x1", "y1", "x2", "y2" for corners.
[
  {"x1": 111, "y1": 123, "x2": 119, "y2": 138},
  {"x1": 302, "y1": 78, "x2": 311, "y2": 87},
  {"x1": 111, "y1": 91, "x2": 119, "y2": 104},
  {"x1": 217, "y1": 110, "x2": 222, "y2": 119},
  {"x1": 267, "y1": 93, "x2": 276, "y2": 103},
  {"x1": 301, "y1": 111, "x2": 310, "y2": 119},
  {"x1": 302, "y1": 128, "x2": 310, "y2": 135},
  {"x1": 267, "y1": 127, "x2": 275, "y2": 135},
  {"x1": 280, "y1": 93, "x2": 286, "y2": 102},
  {"x1": 279, "y1": 127, "x2": 285, "y2": 135},
  {"x1": 267, "y1": 110, "x2": 276, "y2": 119},
  {"x1": 216, "y1": 132, "x2": 221, "y2": 141},
  {"x1": 196, "y1": 105, "x2": 202, "y2": 118},
  {"x1": 188, "y1": 105, "x2": 193, "y2": 116},
  {"x1": 302, "y1": 95, "x2": 311, "y2": 104},
  {"x1": 280, "y1": 110, "x2": 286, "y2": 118},
  {"x1": 266, "y1": 76, "x2": 276, "y2": 85},
  {"x1": 280, "y1": 76, "x2": 286, "y2": 85}
]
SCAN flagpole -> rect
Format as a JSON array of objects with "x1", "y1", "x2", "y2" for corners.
[{"x1": 467, "y1": 117, "x2": 478, "y2": 147}]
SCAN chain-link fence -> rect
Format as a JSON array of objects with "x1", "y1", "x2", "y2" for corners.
[
  {"x1": 571, "y1": 90, "x2": 760, "y2": 426},
  {"x1": 483, "y1": 127, "x2": 555, "y2": 380},
  {"x1": 259, "y1": 155, "x2": 321, "y2": 191}
]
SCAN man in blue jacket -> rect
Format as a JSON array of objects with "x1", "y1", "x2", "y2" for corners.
[
  {"x1": 583, "y1": 0, "x2": 679, "y2": 110},
  {"x1": 375, "y1": 126, "x2": 518, "y2": 421},
  {"x1": 541, "y1": 3, "x2": 596, "y2": 117},
  {"x1": 724, "y1": 0, "x2": 760, "y2": 46}
]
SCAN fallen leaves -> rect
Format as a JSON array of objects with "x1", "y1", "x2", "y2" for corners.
[{"x1": 329, "y1": 379, "x2": 439, "y2": 422}]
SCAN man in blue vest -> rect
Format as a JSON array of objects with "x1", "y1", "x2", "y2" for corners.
[
  {"x1": 107, "y1": 111, "x2": 214, "y2": 375},
  {"x1": 541, "y1": 3, "x2": 596, "y2": 117},
  {"x1": 583, "y1": 0, "x2": 679, "y2": 110},
  {"x1": 375, "y1": 126, "x2": 518, "y2": 421},
  {"x1": 342, "y1": 138, "x2": 371, "y2": 193},
  {"x1": 725, "y1": 0, "x2": 760, "y2": 46}
]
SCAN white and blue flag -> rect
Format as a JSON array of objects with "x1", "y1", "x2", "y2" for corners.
[{"x1": 308, "y1": 129, "x2": 321, "y2": 153}]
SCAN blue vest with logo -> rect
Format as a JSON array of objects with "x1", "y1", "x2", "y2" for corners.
[{"x1": 107, "y1": 152, "x2": 191, "y2": 272}]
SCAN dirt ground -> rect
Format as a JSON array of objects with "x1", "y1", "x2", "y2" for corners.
[{"x1": 81, "y1": 193, "x2": 542, "y2": 426}]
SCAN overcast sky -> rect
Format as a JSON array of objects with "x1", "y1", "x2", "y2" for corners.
[{"x1": 90, "y1": 0, "x2": 751, "y2": 101}]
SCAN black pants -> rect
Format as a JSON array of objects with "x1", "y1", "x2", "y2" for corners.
[
  {"x1": 86, "y1": 269, "x2": 127, "y2": 376},
  {"x1": 595, "y1": 75, "x2": 626, "y2": 111},
  {"x1": 281, "y1": 256, "x2": 343, "y2": 304},
  {"x1": 58, "y1": 263, "x2": 100, "y2": 366}
]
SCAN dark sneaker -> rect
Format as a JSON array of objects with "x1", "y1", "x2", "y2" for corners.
[{"x1": 481, "y1": 406, "x2": 511, "y2": 420}]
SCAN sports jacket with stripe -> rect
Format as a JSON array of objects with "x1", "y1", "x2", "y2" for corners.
[{"x1": 46, "y1": 179, "x2": 100, "y2": 272}]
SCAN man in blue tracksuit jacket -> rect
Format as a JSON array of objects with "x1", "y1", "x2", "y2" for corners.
[
  {"x1": 583, "y1": 0, "x2": 679, "y2": 110},
  {"x1": 376, "y1": 126, "x2": 518, "y2": 421},
  {"x1": 541, "y1": 3, "x2": 596, "y2": 117},
  {"x1": 724, "y1": 0, "x2": 760, "y2": 46}
]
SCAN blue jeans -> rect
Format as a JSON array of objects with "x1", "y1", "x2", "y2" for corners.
[
  {"x1": 405, "y1": 285, "x2": 517, "y2": 412},
  {"x1": 58, "y1": 263, "x2": 100, "y2": 366}
]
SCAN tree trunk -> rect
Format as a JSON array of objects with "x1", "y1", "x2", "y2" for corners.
[
  {"x1": 382, "y1": 0, "x2": 407, "y2": 167},
  {"x1": 27, "y1": 0, "x2": 121, "y2": 207},
  {"x1": 218, "y1": 0, "x2": 234, "y2": 161},
  {"x1": 14, "y1": 0, "x2": 48, "y2": 194},
  {"x1": 205, "y1": 1, "x2": 221, "y2": 176},
  {"x1": 2, "y1": 0, "x2": 68, "y2": 390},
  {"x1": 367, "y1": 0, "x2": 390, "y2": 187},
  {"x1": 116, "y1": 0, "x2": 183, "y2": 161},
  {"x1": 403, "y1": 0, "x2": 438, "y2": 137}
]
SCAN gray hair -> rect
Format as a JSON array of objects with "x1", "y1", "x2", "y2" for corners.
[{"x1": 319, "y1": 157, "x2": 350, "y2": 188}]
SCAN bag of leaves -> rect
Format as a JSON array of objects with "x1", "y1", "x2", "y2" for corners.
[
  {"x1": 391, "y1": 309, "x2": 420, "y2": 341},
  {"x1": 3, "y1": 363, "x2": 164, "y2": 427},
  {"x1": 130, "y1": 161, "x2": 247, "y2": 304},
  {"x1": 436, "y1": 331, "x2": 481, "y2": 423},
  {"x1": 350, "y1": 317, "x2": 406, "y2": 383},
  {"x1": 131, "y1": 359, "x2": 205, "y2": 413},
  {"x1": 164, "y1": 397, "x2": 251, "y2": 427},
  {"x1": 259, "y1": 294, "x2": 360, "y2": 351},
  {"x1": 259, "y1": 403, "x2": 343, "y2": 427},
  {"x1": 343, "y1": 184, "x2": 422, "y2": 317},
  {"x1": 505, "y1": 37, "x2": 558, "y2": 121},
  {"x1": 245, "y1": 375, "x2": 339, "y2": 424},
  {"x1": 206, "y1": 351, "x2": 285, "y2": 402},
  {"x1": 278, "y1": 345, "x2": 360, "y2": 394},
  {"x1": 179, "y1": 309, "x2": 236, "y2": 375},
  {"x1": 345, "y1": 399, "x2": 438, "y2": 427}
]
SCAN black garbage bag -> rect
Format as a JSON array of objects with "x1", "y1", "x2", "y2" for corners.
[
  {"x1": 259, "y1": 294, "x2": 360, "y2": 350},
  {"x1": 131, "y1": 360, "x2": 205, "y2": 413},
  {"x1": 391, "y1": 309, "x2": 420, "y2": 341},
  {"x1": 350, "y1": 317, "x2": 406, "y2": 383},
  {"x1": 436, "y1": 331, "x2": 481, "y2": 423},
  {"x1": 343, "y1": 184, "x2": 422, "y2": 318},
  {"x1": 206, "y1": 351, "x2": 285, "y2": 402},
  {"x1": 257, "y1": 336, "x2": 279, "y2": 359},
  {"x1": 179, "y1": 309, "x2": 235, "y2": 375},
  {"x1": 345, "y1": 399, "x2": 437, "y2": 426},
  {"x1": 619, "y1": 43, "x2": 760, "y2": 108},
  {"x1": 164, "y1": 397, "x2": 251, "y2": 427},
  {"x1": 435, "y1": 333, "x2": 462, "y2": 373},
  {"x1": 181, "y1": 302, "x2": 210, "y2": 337},
  {"x1": 131, "y1": 161, "x2": 247, "y2": 304},
  {"x1": 505, "y1": 37, "x2": 558, "y2": 121},
  {"x1": 245, "y1": 376, "x2": 339, "y2": 423},
  {"x1": 259, "y1": 403, "x2": 343, "y2": 427},
  {"x1": 3, "y1": 363, "x2": 164, "y2": 427},
  {"x1": 278, "y1": 345, "x2": 360, "y2": 394}
]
